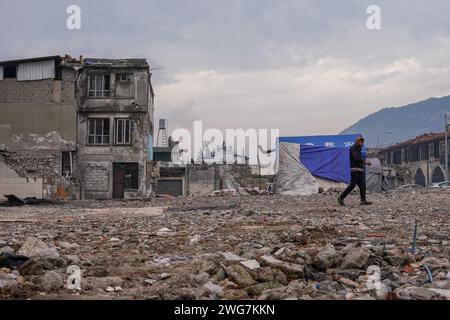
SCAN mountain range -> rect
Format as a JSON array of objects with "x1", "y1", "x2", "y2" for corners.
[{"x1": 340, "y1": 95, "x2": 450, "y2": 148}]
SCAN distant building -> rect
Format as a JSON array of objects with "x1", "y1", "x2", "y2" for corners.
[
  {"x1": 0, "y1": 55, "x2": 155, "y2": 200},
  {"x1": 151, "y1": 121, "x2": 266, "y2": 196},
  {"x1": 381, "y1": 131, "x2": 449, "y2": 186}
]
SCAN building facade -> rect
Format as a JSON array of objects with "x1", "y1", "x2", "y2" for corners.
[
  {"x1": 76, "y1": 58, "x2": 154, "y2": 199},
  {"x1": 382, "y1": 132, "x2": 449, "y2": 187},
  {"x1": 0, "y1": 55, "x2": 154, "y2": 200}
]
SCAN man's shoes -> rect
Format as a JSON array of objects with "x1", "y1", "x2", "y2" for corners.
[
  {"x1": 338, "y1": 196, "x2": 345, "y2": 206},
  {"x1": 360, "y1": 200, "x2": 373, "y2": 206}
]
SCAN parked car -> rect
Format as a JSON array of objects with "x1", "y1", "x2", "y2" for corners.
[{"x1": 430, "y1": 181, "x2": 450, "y2": 188}]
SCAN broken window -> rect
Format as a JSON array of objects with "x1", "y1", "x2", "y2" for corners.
[
  {"x1": 114, "y1": 119, "x2": 131, "y2": 145},
  {"x1": 401, "y1": 149, "x2": 408, "y2": 163},
  {"x1": 124, "y1": 163, "x2": 139, "y2": 190},
  {"x1": 3, "y1": 65, "x2": 17, "y2": 78},
  {"x1": 88, "y1": 74, "x2": 111, "y2": 97},
  {"x1": 117, "y1": 73, "x2": 132, "y2": 82},
  {"x1": 393, "y1": 150, "x2": 402, "y2": 165},
  {"x1": 420, "y1": 143, "x2": 429, "y2": 160},
  {"x1": 87, "y1": 118, "x2": 110, "y2": 145},
  {"x1": 429, "y1": 143, "x2": 435, "y2": 158},
  {"x1": 408, "y1": 145, "x2": 420, "y2": 162},
  {"x1": 434, "y1": 141, "x2": 440, "y2": 158},
  {"x1": 62, "y1": 151, "x2": 72, "y2": 177}
]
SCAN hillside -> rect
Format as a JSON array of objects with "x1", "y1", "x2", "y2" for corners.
[{"x1": 340, "y1": 95, "x2": 450, "y2": 147}]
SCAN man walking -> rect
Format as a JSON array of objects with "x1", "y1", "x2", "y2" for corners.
[{"x1": 338, "y1": 136, "x2": 373, "y2": 206}]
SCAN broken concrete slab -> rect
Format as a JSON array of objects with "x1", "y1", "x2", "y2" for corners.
[
  {"x1": 428, "y1": 288, "x2": 450, "y2": 299},
  {"x1": 395, "y1": 287, "x2": 439, "y2": 300},
  {"x1": 0, "y1": 271, "x2": 17, "y2": 289},
  {"x1": 223, "y1": 264, "x2": 256, "y2": 287},
  {"x1": 39, "y1": 271, "x2": 64, "y2": 292},
  {"x1": 313, "y1": 245, "x2": 339, "y2": 271},
  {"x1": 0, "y1": 253, "x2": 29, "y2": 269},
  {"x1": 340, "y1": 248, "x2": 370, "y2": 270},
  {"x1": 17, "y1": 237, "x2": 59, "y2": 259},
  {"x1": 221, "y1": 252, "x2": 246, "y2": 263},
  {"x1": 259, "y1": 255, "x2": 304, "y2": 279},
  {"x1": 203, "y1": 281, "x2": 224, "y2": 297},
  {"x1": 0, "y1": 191, "x2": 448, "y2": 300},
  {"x1": 240, "y1": 259, "x2": 261, "y2": 271}
]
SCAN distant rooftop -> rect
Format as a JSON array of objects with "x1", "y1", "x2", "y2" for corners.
[
  {"x1": 82, "y1": 58, "x2": 148, "y2": 68},
  {"x1": 0, "y1": 55, "x2": 61, "y2": 66},
  {"x1": 0, "y1": 55, "x2": 149, "y2": 68},
  {"x1": 383, "y1": 131, "x2": 449, "y2": 151}
]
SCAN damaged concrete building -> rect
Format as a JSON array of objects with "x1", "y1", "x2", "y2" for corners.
[
  {"x1": 151, "y1": 121, "x2": 271, "y2": 197},
  {"x1": 0, "y1": 56, "x2": 78, "y2": 200},
  {"x1": 76, "y1": 58, "x2": 154, "y2": 199},
  {"x1": 0, "y1": 55, "x2": 155, "y2": 201},
  {"x1": 381, "y1": 131, "x2": 450, "y2": 187}
]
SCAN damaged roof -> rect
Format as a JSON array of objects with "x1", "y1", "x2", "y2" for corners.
[
  {"x1": 0, "y1": 55, "x2": 148, "y2": 68},
  {"x1": 383, "y1": 131, "x2": 449, "y2": 151},
  {"x1": 0, "y1": 55, "x2": 61, "y2": 66},
  {"x1": 0, "y1": 55, "x2": 83, "y2": 67},
  {"x1": 82, "y1": 58, "x2": 148, "y2": 68}
]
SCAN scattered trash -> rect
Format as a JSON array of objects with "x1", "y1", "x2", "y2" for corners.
[
  {"x1": 156, "y1": 228, "x2": 176, "y2": 236},
  {"x1": 221, "y1": 252, "x2": 245, "y2": 263},
  {"x1": 153, "y1": 257, "x2": 171, "y2": 265},
  {"x1": 189, "y1": 235, "x2": 202, "y2": 245},
  {"x1": 366, "y1": 234, "x2": 385, "y2": 238},
  {"x1": 0, "y1": 191, "x2": 448, "y2": 300},
  {"x1": 160, "y1": 273, "x2": 172, "y2": 280},
  {"x1": 144, "y1": 279, "x2": 156, "y2": 285},
  {"x1": 3, "y1": 195, "x2": 24, "y2": 206},
  {"x1": 0, "y1": 253, "x2": 30, "y2": 269},
  {"x1": 2, "y1": 195, "x2": 47, "y2": 206},
  {"x1": 401, "y1": 265, "x2": 415, "y2": 273},
  {"x1": 423, "y1": 265, "x2": 433, "y2": 283},
  {"x1": 240, "y1": 260, "x2": 261, "y2": 271},
  {"x1": 411, "y1": 220, "x2": 418, "y2": 254}
]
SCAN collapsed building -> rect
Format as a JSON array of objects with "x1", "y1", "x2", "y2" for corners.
[
  {"x1": 152, "y1": 120, "x2": 269, "y2": 197},
  {"x1": 0, "y1": 55, "x2": 154, "y2": 200},
  {"x1": 381, "y1": 131, "x2": 449, "y2": 187}
]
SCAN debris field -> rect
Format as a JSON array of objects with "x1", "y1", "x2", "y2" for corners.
[{"x1": 0, "y1": 190, "x2": 449, "y2": 300}]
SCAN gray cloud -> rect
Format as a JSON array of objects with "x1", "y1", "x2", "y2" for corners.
[{"x1": 2, "y1": 1, "x2": 450, "y2": 136}]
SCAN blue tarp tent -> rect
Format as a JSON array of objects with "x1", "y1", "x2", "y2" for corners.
[
  {"x1": 279, "y1": 134, "x2": 365, "y2": 184},
  {"x1": 274, "y1": 134, "x2": 365, "y2": 195}
]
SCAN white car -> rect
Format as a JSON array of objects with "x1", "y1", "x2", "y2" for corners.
[{"x1": 430, "y1": 181, "x2": 450, "y2": 188}]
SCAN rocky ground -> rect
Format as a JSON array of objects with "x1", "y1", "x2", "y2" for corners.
[{"x1": 0, "y1": 189, "x2": 449, "y2": 300}]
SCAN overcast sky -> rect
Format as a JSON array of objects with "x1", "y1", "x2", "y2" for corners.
[{"x1": 2, "y1": 1, "x2": 450, "y2": 136}]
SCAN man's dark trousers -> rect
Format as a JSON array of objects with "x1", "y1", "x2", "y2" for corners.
[{"x1": 340, "y1": 171, "x2": 366, "y2": 201}]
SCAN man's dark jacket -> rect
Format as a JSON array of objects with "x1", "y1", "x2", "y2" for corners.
[{"x1": 349, "y1": 145, "x2": 364, "y2": 169}]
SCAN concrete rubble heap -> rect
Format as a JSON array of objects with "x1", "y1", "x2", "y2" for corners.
[{"x1": 0, "y1": 189, "x2": 449, "y2": 300}]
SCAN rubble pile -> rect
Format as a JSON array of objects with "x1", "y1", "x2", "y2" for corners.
[
  {"x1": 0, "y1": 189, "x2": 449, "y2": 300},
  {"x1": 5, "y1": 152, "x2": 59, "y2": 179},
  {"x1": 210, "y1": 186, "x2": 270, "y2": 197}
]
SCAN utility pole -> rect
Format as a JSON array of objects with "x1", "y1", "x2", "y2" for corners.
[
  {"x1": 257, "y1": 146, "x2": 261, "y2": 190},
  {"x1": 446, "y1": 114, "x2": 449, "y2": 180},
  {"x1": 376, "y1": 132, "x2": 393, "y2": 149}
]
